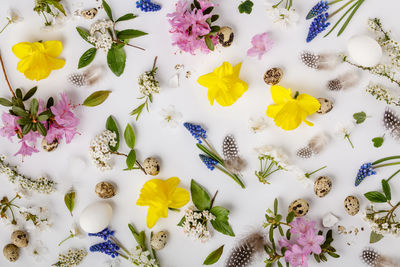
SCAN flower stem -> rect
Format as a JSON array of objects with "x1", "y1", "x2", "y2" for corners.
[
  {"x1": 386, "y1": 169, "x2": 400, "y2": 182},
  {"x1": 125, "y1": 43, "x2": 146, "y2": 51},
  {"x1": 328, "y1": 0, "x2": 345, "y2": 4},
  {"x1": 372, "y1": 156, "x2": 400, "y2": 165},
  {"x1": 58, "y1": 233, "x2": 74, "y2": 246},
  {"x1": 0, "y1": 21, "x2": 11, "y2": 34},
  {"x1": 374, "y1": 162, "x2": 400, "y2": 169},
  {"x1": 216, "y1": 165, "x2": 245, "y2": 188},
  {"x1": 111, "y1": 151, "x2": 147, "y2": 174},
  {"x1": 305, "y1": 166, "x2": 327, "y2": 178},
  {"x1": 152, "y1": 56, "x2": 158, "y2": 72},
  {"x1": 345, "y1": 134, "x2": 354, "y2": 148},
  {"x1": 210, "y1": 190, "x2": 218, "y2": 208},
  {"x1": 0, "y1": 51, "x2": 16, "y2": 98},
  {"x1": 329, "y1": 0, "x2": 356, "y2": 18}
]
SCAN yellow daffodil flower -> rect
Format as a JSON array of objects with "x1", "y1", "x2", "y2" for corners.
[
  {"x1": 197, "y1": 62, "x2": 248, "y2": 106},
  {"x1": 266, "y1": 85, "x2": 320, "y2": 131},
  {"x1": 136, "y1": 177, "x2": 190, "y2": 228},
  {"x1": 12, "y1": 40, "x2": 65, "y2": 81}
]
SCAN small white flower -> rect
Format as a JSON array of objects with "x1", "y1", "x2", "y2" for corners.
[
  {"x1": 159, "y1": 105, "x2": 182, "y2": 128},
  {"x1": 266, "y1": 6, "x2": 299, "y2": 28},
  {"x1": 335, "y1": 122, "x2": 355, "y2": 137},
  {"x1": 6, "y1": 9, "x2": 23, "y2": 24},
  {"x1": 248, "y1": 116, "x2": 268, "y2": 133}
]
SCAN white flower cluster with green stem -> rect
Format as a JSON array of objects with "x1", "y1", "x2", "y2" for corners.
[
  {"x1": 138, "y1": 70, "x2": 160, "y2": 97},
  {"x1": 366, "y1": 83, "x2": 400, "y2": 106},
  {"x1": 363, "y1": 204, "x2": 400, "y2": 237},
  {"x1": 89, "y1": 130, "x2": 117, "y2": 171},
  {"x1": 19, "y1": 206, "x2": 51, "y2": 231},
  {"x1": 0, "y1": 155, "x2": 56, "y2": 194},
  {"x1": 254, "y1": 145, "x2": 290, "y2": 184},
  {"x1": 88, "y1": 19, "x2": 114, "y2": 52},
  {"x1": 53, "y1": 248, "x2": 87, "y2": 267},
  {"x1": 128, "y1": 247, "x2": 159, "y2": 267},
  {"x1": 181, "y1": 206, "x2": 216, "y2": 242}
]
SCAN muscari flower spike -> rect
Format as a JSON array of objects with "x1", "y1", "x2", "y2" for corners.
[
  {"x1": 199, "y1": 154, "x2": 218, "y2": 170},
  {"x1": 306, "y1": 13, "x2": 330, "y2": 42},
  {"x1": 90, "y1": 240, "x2": 120, "y2": 258},
  {"x1": 184, "y1": 122, "x2": 207, "y2": 143},
  {"x1": 88, "y1": 228, "x2": 115, "y2": 240},
  {"x1": 136, "y1": 0, "x2": 161, "y2": 12},
  {"x1": 306, "y1": 1, "x2": 329, "y2": 19},
  {"x1": 355, "y1": 163, "x2": 377, "y2": 186}
]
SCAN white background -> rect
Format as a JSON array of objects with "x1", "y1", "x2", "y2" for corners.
[{"x1": 0, "y1": 0, "x2": 400, "y2": 266}]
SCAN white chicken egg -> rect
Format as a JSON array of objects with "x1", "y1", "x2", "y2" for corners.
[
  {"x1": 79, "y1": 202, "x2": 113, "y2": 233},
  {"x1": 347, "y1": 35, "x2": 382, "y2": 67}
]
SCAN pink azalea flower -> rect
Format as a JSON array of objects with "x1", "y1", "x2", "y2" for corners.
[
  {"x1": 21, "y1": 131, "x2": 40, "y2": 145},
  {"x1": 0, "y1": 113, "x2": 20, "y2": 141},
  {"x1": 278, "y1": 238, "x2": 292, "y2": 250},
  {"x1": 284, "y1": 244, "x2": 309, "y2": 267},
  {"x1": 290, "y1": 217, "x2": 316, "y2": 236},
  {"x1": 247, "y1": 32, "x2": 274, "y2": 60},
  {"x1": 14, "y1": 141, "x2": 39, "y2": 161},
  {"x1": 297, "y1": 229, "x2": 324, "y2": 255}
]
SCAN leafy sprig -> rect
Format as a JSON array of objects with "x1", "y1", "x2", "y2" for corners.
[
  {"x1": 33, "y1": 0, "x2": 66, "y2": 26},
  {"x1": 128, "y1": 223, "x2": 159, "y2": 265},
  {"x1": 203, "y1": 245, "x2": 224, "y2": 265},
  {"x1": 0, "y1": 194, "x2": 21, "y2": 225},
  {"x1": 76, "y1": 0, "x2": 147, "y2": 76}
]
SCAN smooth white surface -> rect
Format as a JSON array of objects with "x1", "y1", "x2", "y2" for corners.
[
  {"x1": 347, "y1": 35, "x2": 382, "y2": 67},
  {"x1": 0, "y1": 0, "x2": 400, "y2": 267},
  {"x1": 79, "y1": 202, "x2": 113, "y2": 233}
]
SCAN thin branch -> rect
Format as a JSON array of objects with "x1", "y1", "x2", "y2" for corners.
[
  {"x1": 125, "y1": 43, "x2": 146, "y2": 51},
  {"x1": 152, "y1": 56, "x2": 158, "y2": 71},
  {"x1": 0, "y1": 52, "x2": 16, "y2": 98},
  {"x1": 210, "y1": 190, "x2": 219, "y2": 208}
]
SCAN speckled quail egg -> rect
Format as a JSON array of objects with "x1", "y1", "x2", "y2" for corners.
[
  {"x1": 41, "y1": 138, "x2": 58, "y2": 152},
  {"x1": 217, "y1": 27, "x2": 234, "y2": 47},
  {"x1": 288, "y1": 199, "x2": 309, "y2": 217},
  {"x1": 317, "y1": 98, "x2": 333, "y2": 114},
  {"x1": 95, "y1": 182, "x2": 116, "y2": 199},
  {"x1": 3, "y1": 244, "x2": 19, "y2": 262},
  {"x1": 344, "y1": 195, "x2": 360, "y2": 216},
  {"x1": 150, "y1": 231, "x2": 168, "y2": 250},
  {"x1": 11, "y1": 230, "x2": 29, "y2": 248},
  {"x1": 314, "y1": 176, "x2": 332, "y2": 198},
  {"x1": 264, "y1": 67, "x2": 283, "y2": 85},
  {"x1": 144, "y1": 157, "x2": 160, "y2": 176}
]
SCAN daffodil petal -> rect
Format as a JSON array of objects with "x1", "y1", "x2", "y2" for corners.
[
  {"x1": 296, "y1": 93, "x2": 321, "y2": 115},
  {"x1": 12, "y1": 42, "x2": 33, "y2": 59},
  {"x1": 214, "y1": 62, "x2": 233, "y2": 78},
  {"x1": 266, "y1": 103, "x2": 284, "y2": 118},
  {"x1": 232, "y1": 62, "x2": 242, "y2": 77},
  {"x1": 274, "y1": 101, "x2": 305, "y2": 130},
  {"x1": 197, "y1": 72, "x2": 218, "y2": 89},
  {"x1": 136, "y1": 179, "x2": 166, "y2": 206},
  {"x1": 146, "y1": 206, "x2": 161, "y2": 228},
  {"x1": 270, "y1": 85, "x2": 292, "y2": 104},
  {"x1": 43, "y1": 41, "x2": 63, "y2": 57},
  {"x1": 46, "y1": 55, "x2": 65, "y2": 70},
  {"x1": 169, "y1": 187, "x2": 190, "y2": 208},
  {"x1": 303, "y1": 119, "x2": 314, "y2": 126}
]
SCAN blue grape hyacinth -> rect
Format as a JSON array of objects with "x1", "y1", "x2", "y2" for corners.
[
  {"x1": 136, "y1": 0, "x2": 161, "y2": 12},
  {"x1": 199, "y1": 154, "x2": 218, "y2": 170},
  {"x1": 306, "y1": 1, "x2": 329, "y2": 19},
  {"x1": 184, "y1": 122, "x2": 207, "y2": 143},
  {"x1": 88, "y1": 228, "x2": 115, "y2": 240},
  {"x1": 306, "y1": 13, "x2": 330, "y2": 42},
  {"x1": 90, "y1": 240, "x2": 120, "y2": 258},
  {"x1": 355, "y1": 163, "x2": 377, "y2": 186}
]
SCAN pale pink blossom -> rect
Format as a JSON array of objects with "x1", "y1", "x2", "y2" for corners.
[
  {"x1": 284, "y1": 244, "x2": 309, "y2": 267},
  {"x1": 0, "y1": 113, "x2": 20, "y2": 141},
  {"x1": 14, "y1": 141, "x2": 39, "y2": 160},
  {"x1": 297, "y1": 229, "x2": 324, "y2": 255},
  {"x1": 290, "y1": 217, "x2": 316, "y2": 236},
  {"x1": 247, "y1": 32, "x2": 274, "y2": 60}
]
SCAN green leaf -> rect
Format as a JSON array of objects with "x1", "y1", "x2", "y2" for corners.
[
  {"x1": 353, "y1": 111, "x2": 366, "y2": 124},
  {"x1": 177, "y1": 216, "x2": 186, "y2": 226},
  {"x1": 106, "y1": 115, "x2": 120, "y2": 151},
  {"x1": 12, "y1": 106, "x2": 29, "y2": 118},
  {"x1": 320, "y1": 253, "x2": 327, "y2": 262},
  {"x1": 238, "y1": 0, "x2": 254, "y2": 14},
  {"x1": 30, "y1": 98, "x2": 39, "y2": 116},
  {"x1": 36, "y1": 122, "x2": 47, "y2": 136},
  {"x1": 190, "y1": 179, "x2": 211, "y2": 210},
  {"x1": 327, "y1": 252, "x2": 340, "y2": 258},
  {"x1": 130, "y1": 103, "x2": 145, "y2": 120},
  {"x1": 83, "y1": 90, "x2": 111, "y2": 107},
  {"x1": 102, "y1": 0, "x2": 114, "y2": 21},
  {"x1": 323, "y1": 1, "x2": 358, "y2": 37},
  {"x1": 370, "y1": 231, "x2": 384, "y2": 243},
  {"x1": 278, "y1": 225, "x2": 284, "y2": 236},
  {"x1": 117, "y1": 29, "x2": 148, "y2": 40},
  {"x1": 193, "y1": 0, "x2": 201, "y2": 9},
  {"x1": 128, "y1": 224, "x2": 146, "y2": 250},
  {"x1": 64, "y1": 191, "x2": 75, "y2": 216},
  {"x1": 211, "y1": 15, "x2": 219, "y2": 22},
  {"x1": 78, "y1": 48, "x2": 97, "y2": 69},
  {"x1": 16, "y1": 88, "x2": 22, "y2": 99},
  {"x1": 372, "y1": 137, "x2": 384, "y2": 148},
  {"x1": 23, "y1": 87, "x2": 37, "y2": 101},
  {"x1": 211, "y1": 219, "x2": 235, "y2": 236},
  {"x1": 269, "y1": 225, "x2": 274, "y2": 243},
  {"x1": 76, "y1": 27, "x2": 93, "y2": 44},
  {"x1": 210, "y1": 26, "x2": 220, "y2": 33},
  {"x1": 107, "y1": 45, "x2": 126, "y2": 76},
  {"x1": 116, "y1": 13, "x2": 137, "y2": 22},
  {"x1": 0, "y1": 98, "x2": 12, "y2": 107},
  {"x1": 286, "y1": 211, "x2": 295, "y2": 223},
  {"x1": 124, "y1": 124, "x2": 135, "y2": 149},
  {"x1": 47, "y1": 0, "x2": 66, "y2": 15},
  {"x1": 277, "y1": 261, "x2": 283, "y2": 267},
  {"x1": 46, "y1": 97, "x2": 54, "y2": 108},
  {"x1": 337, "y1": 0, "x2": 365, "y2": 36},
  {"x1": 314, "y1": 254, "x2": 321, "y2": 263},
  {"x1": 126, "y1": 149, "x2": 136, "y2": 170},
  {"x1": 273, "y1": 198, "x2": 278, "y2": 215},
  {"x1": 203, "y1": 245, "x2": 224, "y2": 265},
  {"x1": 22, "y1": 123, "x2": 32, "y2": 135},
  {"x1": 364, "y1": 191, "x2": 387, "y2": 203},
  {"x1": 203, "y1": 6, "x2": 213, "y2": 15},
  {"x1": 17, "y1": 118, "x2": 31, "y2": 126},
  {"x1": 37, "y1": 110, "x2": 53, "y2": 121},
  {"x1": 204, "y1": 36, "x2": 214, "y2": 51},
  {"x1": 210, "y1": 206, "x2": 229, "y2": 221},
  {"x1": 381, "y1": 179, "x2": 391, "y2": 200}
]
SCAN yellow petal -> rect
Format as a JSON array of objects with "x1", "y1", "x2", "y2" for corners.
[
  {"x1": 18, "y1": 53, "x2": 51, "y2": 81},
  {"x1": 45, "y1": 55, "x2": 65, "y2": 70},
  {"x1": 136, "y1": 179, "x2": 166, "y2": 206},
  {"x1": 12, "y1": 42, "x2": 33, "y2": 59},
  {"x1": 163, "y1": 177, "x2": 180, "y2": 196},
  {"x1": 169, "y1": 187, "x2": 190, "y2": 208},
  {"x1": 232, "y1": 62, "x2": 242, "y2": 77},
  {"x1": 266, "y1": 103, "x2": 284, "y2": 118},
  {"x1": 270, "y1": 85, "x2": 292, "y2": 104},
  {"x1": 43, "y1": 40, "x2": 63, "y2": 57},
  {"x1": 214, "y1": 80, "x2": 248, "y2": 106},
  {"x1": 214, "y1": 62, "x2": 233, "y2": 78},
  {"x1": 296, "y1": 93, "x2": 320, "y2": 115},
  {"x1": 274, "y1": 101, "x2": 305, "y2": 131},
  {"x1": 146, "y1": 206, "x2": 161, "y2": 228}
]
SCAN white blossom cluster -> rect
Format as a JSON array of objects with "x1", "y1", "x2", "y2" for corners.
[
  {"x1": 19, "y1": 206, "x2": 51, "y2": 231},
  {"x1": 56, "y1": 248, "x2": 87, "y2": 267},
  {"x1": 88, "y1": 19, "x2": 114, "y2": 52},
  {"x1": 181, "y1": 206, "x2": 216, "y2": 242},
  {"x1": 266, "y1": 6, "x2": 299, "y2": 29},
  {"x1": 128, "y1": 247, "x2": 159, "y2": 267},
  {"x1": 366, "y1": 83, "x2": 400, "y2": 106},
  {"x1": 89, "y1": 130, "x2": 117, "y2": 171},
  {"x1": 0, "y1": 155, "x2": 56, "y2": 194},
  {"x1": 370, "y1": 64, "x2": 398, "y2": 80},
  {"x1": 255, "y1": 145, "x2": 289, "y2": 170},
  {"x1": 363, "y1": 206, "x2": 400, "y2": 237},
  {"x1": 138, "y1": 70, "x2": 160, "y2": 96}
]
